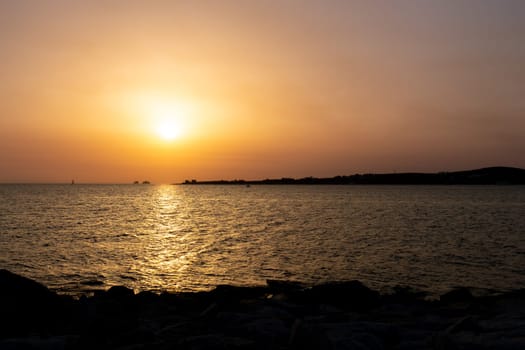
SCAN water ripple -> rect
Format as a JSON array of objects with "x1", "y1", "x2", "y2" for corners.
[{"x1": 1, "y1": 184, "x2": 524, "y2": 296}]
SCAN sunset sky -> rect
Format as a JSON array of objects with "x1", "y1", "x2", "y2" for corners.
[{"x1": 1, "y1": 1, "x2": 524, "y2": 183}]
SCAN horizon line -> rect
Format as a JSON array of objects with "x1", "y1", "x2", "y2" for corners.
[{"x1": 3, "y1": 165, "x2": 523, "y2": 185}]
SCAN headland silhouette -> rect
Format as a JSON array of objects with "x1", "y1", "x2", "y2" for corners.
[{"x1": 183, "y1": 166, "x2": 525, "y2": 185}]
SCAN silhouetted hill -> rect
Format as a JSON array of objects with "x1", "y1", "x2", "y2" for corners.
[{"x1": 182, "y1": 167, "x2": 525, "y2": 185}]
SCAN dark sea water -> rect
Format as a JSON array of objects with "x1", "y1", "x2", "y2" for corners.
[{"x1": 1, "y1": 184, "x2": 524, "y2": 296}]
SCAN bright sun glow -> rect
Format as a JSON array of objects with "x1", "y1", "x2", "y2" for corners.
[
  {"x1": 156, "y1": 119, "x2": 181, "y2": 141},
  {"x1": 117, "y1": 91, "x2": 201, "y2": 143},
  {"x1": 144, "y1": 97, "x2": 191, "y2": 142}
]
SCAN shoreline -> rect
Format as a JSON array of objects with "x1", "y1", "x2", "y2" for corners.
[{"x1": 1, "y1": 269, "x2": 524, "y2": 349}]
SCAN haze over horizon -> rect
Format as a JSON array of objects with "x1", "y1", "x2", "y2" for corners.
[{"x1": 1, "y1": 1, "x2": 524, "y2": 184}]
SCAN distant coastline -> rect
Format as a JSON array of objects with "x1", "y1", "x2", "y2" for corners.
[{"x1": 182, "y1": 166, "x2": 525, "y2": 185}]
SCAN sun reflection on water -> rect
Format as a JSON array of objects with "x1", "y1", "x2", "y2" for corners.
[
  {"x1": 131, "y1": 185, "x2": 196, "y2": 291},
  {"x1": 131, "y1": 185, "x2": 233, "y2": 292}
]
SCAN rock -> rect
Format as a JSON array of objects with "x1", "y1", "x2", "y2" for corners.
[
  {"x1": 0, "y1": 335, "x2": 75, "y2": 350},
  {"x1": 384, "y1": 286, "x2": 427, "y2": 303},
  {"x1": 216, "y1": 311, "x2": 257, "y2": 325},
  {"x1": 440, "y1": 288, "x2": 474, "y2": 304},
  {"x1": 255, "y1": 305, "x2": 294, "y2": 321},
  {"x1": 319, "y1": 321, "x2": 397, "y2": 350},
  {"x1": 242, "y1": 317, "x2": 289, "y2": 340},
  {"x1": 1, "y1": 270, "x2": 525, "y2": 349},
  {"x1": 304, "y1": 281, "x2": 380, "y2": 310},
  {"x1": 289, "y1": 321, "x2": 332, "y2": 349},
  {"x1": 179, "y1": 333, "x2": 254, "y2": 350},
  {"x1": 0, "y1": 270, "x2": 65, "y2": 338},
  {"x1": 266, "y1": 280, "x2": 306, "y2": 293},
  {"x1": 106, "y1": 285, "x2": 135, "y2": 299},
  {"x1": 209, "y1": 285, "x2": 267, "y2": 303},
  {"x1": 431, "y1": 332, "x2": 460, "y2": 350},
  {"x1": 445, "y1": 316, "x2": 481, "y2": 334},
  {"x1": 0, "y1": 269, "x2": 57, "y2": 302},
  {"x1": 135, "y1": 290, "x2": 159, "y2": 301}
]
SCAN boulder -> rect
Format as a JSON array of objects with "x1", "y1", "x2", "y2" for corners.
[
  {"x1": 0, "y1": 269, "x2": 57, "y2": 302},
  {"x1": 106, "y1": 285, "x2": 135, "y2": 299},
  {"x1": 0, "y1": 270, "x2": 64, "y2": 337},
  {"x1": 208, "y1": 285, "x2": 267, "y2": 304},
  {"x1": 440, "y1": 288, "x2": 474, "y2": 304},
  {"x1": 303, "y1": 281, "x2": 380, "y2": 310}
]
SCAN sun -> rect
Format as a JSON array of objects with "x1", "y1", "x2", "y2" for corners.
[
  {"x1": 147, "y1": 99, "x2": 189, "y2": 142},
  {"x1": 121, "y1": 92, "x2": 198, "y2": 142},
  {"x1": 156, "y1": 119, "x2": 181, "y2": 141}
]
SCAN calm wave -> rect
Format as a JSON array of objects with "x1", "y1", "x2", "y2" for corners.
[{"x1": 1, "y1": 184, "x2": 524, "y2": 295}]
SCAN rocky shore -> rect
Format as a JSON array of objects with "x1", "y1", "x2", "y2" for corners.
[{"x1": 1, "y1": 269, "x2": 524, "y2": 349}]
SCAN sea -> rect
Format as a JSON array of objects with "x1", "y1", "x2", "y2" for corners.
[{"x1": 1, "y1": 184, "x2": 524, "y2": 296}]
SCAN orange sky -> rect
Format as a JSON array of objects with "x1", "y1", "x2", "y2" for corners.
[{"x1": 1, "y1": 1, "x2": 524, "y2": 183}]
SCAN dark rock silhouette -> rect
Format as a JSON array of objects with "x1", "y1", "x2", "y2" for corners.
[
  {"x1": 440, "y1": 287, "x2": 474, "y2": 304},
  {"x1": 0, "y1": 269, "x2": 69, "y2": 338},
  {"x1": 302, "y1": 281, "x2": 380, "y2": 310},
  {"x1": 1, "y1": 270, "x2": 525, "y2": 349},
  {"x1": 105, "y1": 285, "x2": 135, "y2": 299},
  {"x1": 0, "y1": 269, "x2": 55, "y2": 301}
]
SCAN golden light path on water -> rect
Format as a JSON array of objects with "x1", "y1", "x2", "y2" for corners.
[
  {"x1": 132, "y1": 185, "x2": 199, "y2": 291},
  {"x1": 128, "y1": 185, "x2": 267, "y2": 292}
]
